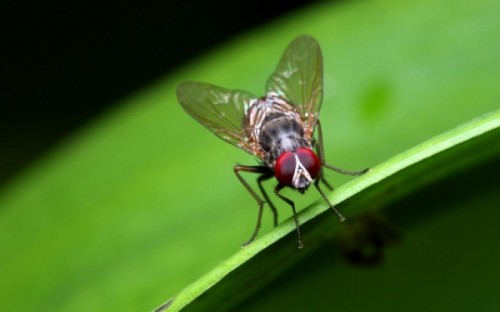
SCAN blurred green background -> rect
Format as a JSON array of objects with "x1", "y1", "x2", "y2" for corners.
[{"x1": 1, "y1": 0, "x2": 499, "y2": 311}]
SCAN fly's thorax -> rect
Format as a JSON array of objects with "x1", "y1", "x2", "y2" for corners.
[
  {"x1": 258, "y1": 114, "x2": 310, "y2": 167},
  {"x1": 244, "y1": 96, "x2": 302, "y2": 145}
]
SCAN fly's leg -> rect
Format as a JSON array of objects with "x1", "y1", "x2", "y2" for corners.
[
  {"x1": 313, "y1": 120, "x2": 370, "y2": 220},
  {"x1": 234, "y1": 165, "x2": 273, "y2": 247},
  {"x1": 257, "y1": 174, "x2": 279, "y2": 227},
  {"x1": 275, "y1": 184, "x2": 303, "y2": 249},
  {"x1": 319, "y1": 170, "x2": 334, "y2": 191},
  {"x1": 323, "y1": 163, "x2": 370, "y2": 176},
  {"x1": 314, "y1": 177, "x2": 345, "y2": 222}
]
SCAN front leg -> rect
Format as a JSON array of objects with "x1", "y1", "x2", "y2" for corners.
[
  {"x1": 314, "y1": 177, "x2": 345, "y2": 222},
  {"x1": 274, "y1": 184, "x2": 303, "y2": 249},
  {"x1": 313, "y1": 119, "x2": 369, "y2": 220}
]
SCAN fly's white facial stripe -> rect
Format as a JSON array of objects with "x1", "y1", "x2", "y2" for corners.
[{"x1": 292, "y1": 154, "x2": 313, "y2": 189}]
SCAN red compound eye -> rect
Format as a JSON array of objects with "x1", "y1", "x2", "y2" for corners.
[
  {"x1": 275, "y1": 148, "x2": 322, "y2": 187},
  {"x1": 274, "y1": 151, "x2": 296, "y2": 186},
  {"x1": 296, "y1": 148, "x2": 321, "y2": 180}
]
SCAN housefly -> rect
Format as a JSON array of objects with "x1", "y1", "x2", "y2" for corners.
[{"x1": 177, "y1": 35, "x2": 369, "y2": 249}]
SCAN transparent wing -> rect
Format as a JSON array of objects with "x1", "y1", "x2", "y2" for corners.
[
  {"x1": 266, "y1": 35, "x2": 323, "y2": 126},
  {"x1": 177, "y1": 82, "x2": 258, "y2": 153}
]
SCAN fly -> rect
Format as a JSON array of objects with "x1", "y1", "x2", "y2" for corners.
[{"x1": 177, "y1": 35, "x2": 369, "y2": 249}]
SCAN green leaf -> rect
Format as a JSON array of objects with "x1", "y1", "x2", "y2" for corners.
[
  {"x1": 161, "y1": 111, "x2": 499, "y2": 311},
  {"x1": 1, "y1": 0, "x2": 499, "y2": 311}
]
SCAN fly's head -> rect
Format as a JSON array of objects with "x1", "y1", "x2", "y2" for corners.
[{"x1": 274, "y1": 147, "x2": 322, "y2": 192}]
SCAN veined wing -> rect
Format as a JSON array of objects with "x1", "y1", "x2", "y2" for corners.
[
  {"x1": 177, "y1": 82, "x2": 258, "y2": 153},
  {"x1": 265, "y1": 35, "x2": 323, "y2": 128}
]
